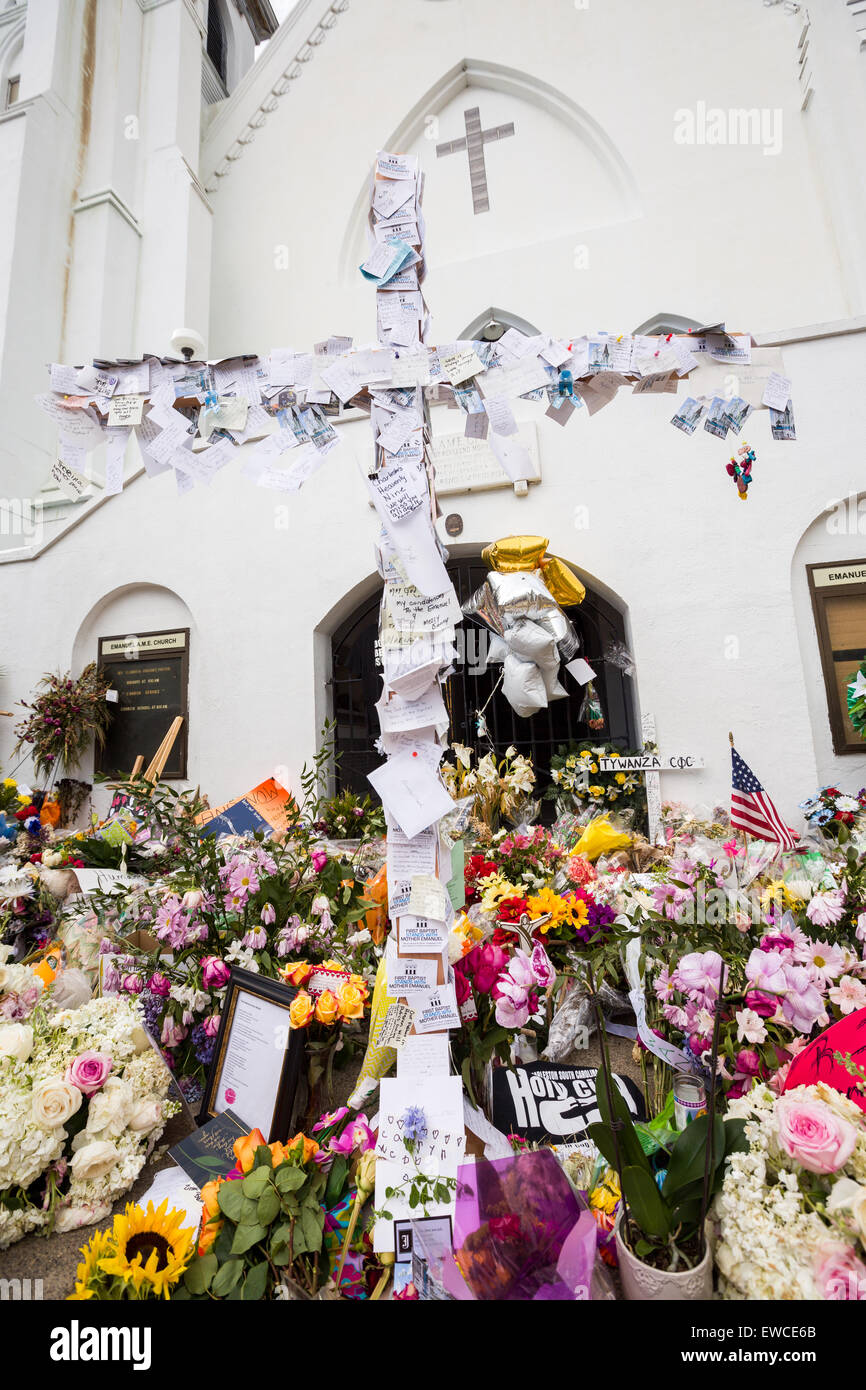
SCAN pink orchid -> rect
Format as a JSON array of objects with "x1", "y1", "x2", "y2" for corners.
[
  {"x1": 781, "y1": 964, "x2": 828, "y2": 1034},
  {"x1": 530, "y1": 943, "x2": 554, "y2": 989},
  {"x1": 745, "y1": 948, "x2": 787, "y2": 995},
  {"x1": 494, "y1": 977, "x2": 531, "y2": 1029}
]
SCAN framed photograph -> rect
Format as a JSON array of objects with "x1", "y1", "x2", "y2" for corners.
[
  {"x1": 199, "y1": 967, "x2": 305, "y2": 1143},
  {"x1": 393, "y1": 1215, "x2": 453, "y2": 1264}
]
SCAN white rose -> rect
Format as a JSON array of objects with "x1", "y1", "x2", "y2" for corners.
[
  {"x1": 69, "y1": 1140, "x2": 119, "y2": 1183},
  {"x1": 85, "y1": 1076, "x2": 132, "y2": 1137},
  {"x1": 128, "y1": 1098, "x2": 163, "y2": 1134},
  {"x1": 54, "y1": 1200, "x2": 111, "y2": 1234},
  {"x1": 131, "y1": 1025, "x2": 150, "y2": 1054},
  {"x1": 827, "y1": 1178, "x2": 866, "y2": 1239},
  {"x1": 32, "y1": 1076, "x2": 83, "y2": 1129},
  {"x1": 0, "y1": 1022, "x2": 33, "y2": 1063}
]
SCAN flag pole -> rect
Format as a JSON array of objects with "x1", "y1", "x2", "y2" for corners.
[{"x1": 729, "y1": 730, "x2": 749, "y2": 861}]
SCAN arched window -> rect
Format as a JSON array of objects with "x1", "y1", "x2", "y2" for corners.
[
  {"x1": 206, "y1": 0, "x2": 228, "y2": 85},
  {"x1": 632, "y1": 312, "x2": 703, "y2": 337},
  {"x1": 459, "y1": 308, "x2": 540, "y2": 342},
  {"x1": 330, "y1": 557, "x2": 637, "y2": 802}
]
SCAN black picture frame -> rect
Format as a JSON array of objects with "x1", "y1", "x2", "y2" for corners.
[{"x1": 198, "y1": 967, "x2": 305, "y2": 1143}]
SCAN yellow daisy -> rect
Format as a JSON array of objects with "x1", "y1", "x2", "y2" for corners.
[
  {"x1": 97, "y1": 1199, "x2": 195, "y2": 1299},
  {"x1": 479, "y1": 873, "x2": 520, "y2": 913}
]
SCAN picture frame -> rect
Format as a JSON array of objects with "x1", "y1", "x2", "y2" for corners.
[{"x1": 199, "y1": 966, "x2": 305, "y2": 1143}]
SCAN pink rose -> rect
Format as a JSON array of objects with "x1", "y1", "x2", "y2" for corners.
[
  {"x1": 121, "y1": 973, "x2": 143, "y2": 995},
  {"x1": 201, "y1": 956, "x2": 230, "y2": 990},
  {"x1": 66, "y1": 1051, "x2": 112, "y2": 1095},
  {"x1": 745, "y1": 988, "x2": 779, "y2": 1018},
  {"x1": 453, "y1": 968, "x2": 471, "y2": 1007},
  {"x1": 472, "y1": 942, "x2": 509, "y2": 995},
  {"x1": 735, "y1": 1048, "x2": 761, "y2": 1077},
  {"x1": 814, "y1": 1239, "x2": 866, "y2": 1300},
  {"x1": 311, "y1": 850, "x2": 328, "y2": 873},
  {"x1": 161, "y1": 1015, "x2": 188, "y2": 1048},
  {"x1": 776, "y1": 1095, "x2": 857, "y2": 1174},
  {"x1": 148, "y1": 972, "x2": 171, "y2": 997},
  {"x1": 203, "y1": 1013, "x2": 221, "y2": 1038}
]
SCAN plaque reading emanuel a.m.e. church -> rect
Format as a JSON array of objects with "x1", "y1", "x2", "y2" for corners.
[{"x1": 96, "y1": 629, "x2": 189, "y2": 779}]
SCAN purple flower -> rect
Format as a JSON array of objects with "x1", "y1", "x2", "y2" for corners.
[
  {"x1": 242, "y1": 927, "x2": 267, "y2": 950},
  {"x1": 261, "y1": 903, "x2": 276, "y2": 926},
  {"x1": 745, "y1": 948, "x2": 787, "y2": 995},
  {"x1": 121, "y1": 973, "x2": 143, "y2": 995},
  {"x1": 402, "y1": 1106, "x2": 427, "y2": 1144}
]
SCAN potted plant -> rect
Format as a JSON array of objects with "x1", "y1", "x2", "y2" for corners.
[{"x1": 588, "y1": 1076, "x2": 746, "y2": 1300}]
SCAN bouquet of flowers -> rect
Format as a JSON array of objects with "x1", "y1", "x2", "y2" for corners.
[
  {"x1": 546, "y1": 742, "x2": 647, "y2": 832},
  {"x1": 313, "y1": 791, "x2": 386, "y2": 844},
  {"x1": 800, "y1": 786, "x2": 866, "y2": 840},
  {"x1": 715, "y1": 1081, "x2": 866, "y2": 1300},
  {"x1": 441, "y1": 743, "x2": 536, "y2": 831},
  {"x1": 0, "y1": 965, "x2": 177, "y2": 1248},
  {"x1": 181, "y1": 1109, "x2": 381, "y2": 1300},
  {"x1": 13, "y1": 664, "x2": 112, "y2": 783},
  {"x1": 464, "y1": 825, "x2": 564, "y2": 902}
]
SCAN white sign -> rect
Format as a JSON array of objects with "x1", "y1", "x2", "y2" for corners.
[
  {"x1": 599, "y1": 753, "x2": 705, "y2": 772},
  {"x1": 429, "y1": 425, "x2": 540, "y2": 495}
]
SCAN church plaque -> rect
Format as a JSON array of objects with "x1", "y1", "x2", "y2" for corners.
[
  {"x1": 96, "y1": 629, "x2": 189, "y2": 780},
  {"x1": 429, "y1": 423, "x2": 540, "y2": 495}
]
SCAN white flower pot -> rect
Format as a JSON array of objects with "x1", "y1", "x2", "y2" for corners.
[{"x1": 615, "y1": 1210, "x2": 713, "y2": 1301}]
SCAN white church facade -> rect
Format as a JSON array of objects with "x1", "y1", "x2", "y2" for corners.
[{"x1": 2, "y1": 0, "x2": 866, "y2": 822}]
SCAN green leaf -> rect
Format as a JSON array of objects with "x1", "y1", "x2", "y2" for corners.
[
  {"x1": 217, "y1": 1181, "x2": 249, "y2": 1223},
  {"x1": 183, "y1": 1252, "x2": 218, "y2": 1296},
  {"x1": 409, "y1": 1187, "x2": 420, "y2": 1209},
  {"x1": 594, "y1": 1078, "x2": 650, "y2": 1173},
  {"x1": 723, "y1": 1117, "x2": 748, "y2": 1159},
  {"x1": 242, "y1": 1167, "x2": 272, "y2": 1199},
  {"x1": 300, "y1": 1202, "x2": 322, "y2": 1254},
  {"x1": 242, "y1": 1261, "x2": 270, "y2": 1301},
  {"x1": 257, "y1": 1186, "x2": 281, "y2": 1225},
  {"x1": 231, "y1": 1221, "x2": 268, "y2": 1255},
  {"x1": 621, "y1": 1164, "x2": 671, "y2": 1239},
  {"x1": 254, "y1": 1145, "x2": 273, "y2": 1169},
  {"x1": 275, "y1": 1165, "x2": 306, "y2": 1193},
  {"x1": 662, "y1": 1114, "x2": 724, "y2": 1201},
  {"x1": 211, "y1": 1259, "x2": 244, "y2": 1297}
]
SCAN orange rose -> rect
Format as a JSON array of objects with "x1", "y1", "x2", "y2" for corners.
[
  {"x1": 233, "y1": 1127, "x2": 267, "y2": 1174},
  {"x1": 280, "y1": 960, "x2": 312, "y2": 987},
  {"x1": 337, "y1": 980, "x2": 366, "y2": 1021},
  {"x1": 315, "y1": 989, "x2": 340, "y2": 1025},
  {"x1": 349, "y1": 973, "x2": 369, "y2": 1000},
  {"x1": 287, "y1": 1132, "x2": 319, "y2": 1164},
  {"x1": 289, "y1": 991, "x2": 314, "y2": 1029},
  {"x1": 268, "y1": 1141, "x2": 289, "y2": 1166},
  {"x1": 198, "y1": 1177, "x2": 224, "y2": 1254},
  {"x1": 321, "y1": 959, "x2": 345, "y2": 973}
]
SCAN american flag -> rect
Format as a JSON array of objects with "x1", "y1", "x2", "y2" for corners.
[{"x1": 731, "y1": 746, "x2": 801, "y2": 849}]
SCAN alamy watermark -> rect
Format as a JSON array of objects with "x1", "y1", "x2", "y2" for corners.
[
  {"x1": 0, "y1": 497, "x2": 44, "y2": 543},
  {"x1": 674, "y1": 103, "x2": 783, "y2": 157}
]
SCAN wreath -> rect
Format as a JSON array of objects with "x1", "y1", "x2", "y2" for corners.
[{"x1": 846, "y1": 661, "x2": 866, "y2": 739}]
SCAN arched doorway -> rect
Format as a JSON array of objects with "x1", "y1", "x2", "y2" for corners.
[{"x1": 330, "y1": 557, "x2": 637, "y2": 796}]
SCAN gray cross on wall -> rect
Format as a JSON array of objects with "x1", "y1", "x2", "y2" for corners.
[{"x1": 435, "y1": 107, "x2": 516, "y2": 214}]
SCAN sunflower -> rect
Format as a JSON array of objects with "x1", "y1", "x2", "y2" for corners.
[
  {"x1": 67, "y1": 1226, "x2": 114, "y2": 1300},
  {"x1": 98, "y1": 1199, "x2": 195, "y2": 1299},
  {"x1": 526, "y1": 887, "x2": 589, "y2": 935}
]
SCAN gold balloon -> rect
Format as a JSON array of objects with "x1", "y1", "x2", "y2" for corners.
[
  {"x1": 482, "y1": 535, "x2": 585, "y2": 606},
  {"x1": 482, "y1": 535, "x2": 548, "y2": 572},
  {"x1": 540, "y1": 555, "x2": 585, "y2": 607}
]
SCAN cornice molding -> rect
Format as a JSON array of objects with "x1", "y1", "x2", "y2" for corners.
[{"x1": 201, "y1": 0, "x2": 350, "y2": 193}]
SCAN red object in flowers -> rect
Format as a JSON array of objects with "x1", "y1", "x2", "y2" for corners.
[
  {"x1": 497, "y1": 895, "x2": 528, "y2": 924},
  {"x1": 15, "y1": 805, "x2": 38, "y2": 822},
  {"x1": 491, "y1": 926, "x2": 519, "y2": 949},
  {"x1": 782, "y1": 1008, "x2": 866, "y2": 1113}
]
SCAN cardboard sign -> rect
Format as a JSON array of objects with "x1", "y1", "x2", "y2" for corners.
[
  {"x1": 195, "y1": 777, "x2": 294, "y2": 839},
  {"x1": 782, "y1": 1009, "x2": 866, "y2": 1112},
  {"x1": 491, "y1": 1063, "x2": 644, "y2": 1151}
]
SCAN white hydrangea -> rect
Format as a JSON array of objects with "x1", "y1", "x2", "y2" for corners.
[{"x1": 714, "y1": 1082, "x2": 866, "y2": 1300}]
